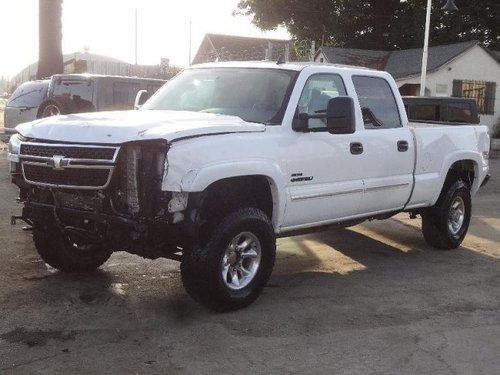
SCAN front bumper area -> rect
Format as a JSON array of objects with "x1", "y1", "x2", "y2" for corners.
[{"x1": 13, "y1": 199, "x2": 196, "y2": 261}]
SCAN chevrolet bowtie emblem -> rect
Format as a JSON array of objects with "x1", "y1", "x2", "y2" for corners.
[{"x1": 48, "y1": 155, "x2": 67, "y2": 170}]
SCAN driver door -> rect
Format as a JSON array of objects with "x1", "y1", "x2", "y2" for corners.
[{"x1": 282, "y1": 73, "x2": 365, "y2": 229}]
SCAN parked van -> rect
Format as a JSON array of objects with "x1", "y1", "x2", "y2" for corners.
[
  {"x1": 4, "y1": 74, "x2": 165, "y2": 132},
  {"x1": 3, "y1": 80, "x2": 50, "y2": 132}
]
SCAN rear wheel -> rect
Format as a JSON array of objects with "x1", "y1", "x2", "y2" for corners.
[
  {"x1": 421, "y1": 180, "x2": 471, "y2": 249},
  {"x1": 33, "y1": 226, "x2": 112, "y2": 272},
  {"x1": 181, "y1": 208, "x2": 276, "y2": 312}
]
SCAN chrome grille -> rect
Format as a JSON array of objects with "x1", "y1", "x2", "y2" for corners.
[
  {"x1": 20, "y1": 142, "x2": 118, "y2": 161},
  {"x1": 19, "y1": 142, "x2": 119, "y2": 190},
  {"x1": 23, "y1": 163, "x2": 111, "y2": 188}
]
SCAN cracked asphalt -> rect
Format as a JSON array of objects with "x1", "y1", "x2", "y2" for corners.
[{"x1": 0, "y1": 143, "x2": 499, "y2": 374}]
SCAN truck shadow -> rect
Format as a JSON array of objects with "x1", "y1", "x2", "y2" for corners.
[{"x1": 4, "y1": 216, "x2": 499, "y2": 345}]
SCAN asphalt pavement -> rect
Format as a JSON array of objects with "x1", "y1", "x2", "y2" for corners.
[{"x1": 0, "y1": 147, "x2": 498, "y2": 374}]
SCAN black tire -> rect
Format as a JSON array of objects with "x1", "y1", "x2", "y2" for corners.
[
  {"x1": 33, "y1": 227, "x2": 113, "y2": 272},
  {"x1": 421, "y1": 180, "x2": 471, "y2": 250},
  {"x1": 181, "y1": 208, "x2": 276, "y2": 312}
]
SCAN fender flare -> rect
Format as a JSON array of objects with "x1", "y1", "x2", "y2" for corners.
[
  {"x1": 431, "y1": 150, "x2": 482, "y2": 204},
  {"x1": 163, "y1": 160, "x2": 288, "y2": 227}
]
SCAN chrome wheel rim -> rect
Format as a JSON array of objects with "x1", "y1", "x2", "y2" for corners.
[
  {"x1": 42, "y1": 104, "x2": 60, "y2": 117},
  {"x1": 221, "y1": 232, "x2": 262, "y2": 290},
  {"x1": 448, "y1": 196, "x2": 465, "y2": 235}
]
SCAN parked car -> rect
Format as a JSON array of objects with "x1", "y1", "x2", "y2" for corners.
[
  {"x1": 8, "y1": 62, "x2": 490, "y2": 311},
  {"x1": 3, "y1": 80, "x2": 50, "y2": 132},
  {"x1": 403, "y1": 96, "x2": 480, "y2": 124},
  {"x1": 4, "y1": 74, "x2": 165, "y2": 132}
]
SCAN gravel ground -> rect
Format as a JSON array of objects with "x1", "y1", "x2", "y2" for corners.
[{"x1": 0, "y1": 149, "x2": 498, "y2": 374}]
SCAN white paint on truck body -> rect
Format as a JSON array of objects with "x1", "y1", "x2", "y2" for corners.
[{"x1": 13, "y1": 62, "x2": 490, "y2": 234}]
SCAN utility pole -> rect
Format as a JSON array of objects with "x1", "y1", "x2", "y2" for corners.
[
  {"x1": 134, "y1": 8, "x2": 138, "y2": 65},
  {"x1": 37, "y1": 0, "x2": 63, "y2": 79},
  {"x1": 419, "y1": 0, "x2": 432, "y2": 97},
  {"x1": 419, "y1": 0, "x2": 458, "y2": 96},
  {"x1": 188, "y1": 20, "x2": 192, "y2": 65}
]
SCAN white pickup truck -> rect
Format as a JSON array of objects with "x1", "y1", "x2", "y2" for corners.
[{"x1": 8, "y1": 62, "x2": 490, "y2": 311}]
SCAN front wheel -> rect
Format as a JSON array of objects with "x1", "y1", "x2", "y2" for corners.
[
  {"x1": 181, "y1": 208, "x2": 276, "y2": 312},
  {"x1": 33, "y1": 226, "x2": 113, "y2": 272},
  {"x1": 421, "y1": 180, "x2": 471, "y2": 249}
]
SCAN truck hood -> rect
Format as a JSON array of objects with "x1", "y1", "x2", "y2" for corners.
[{"x1": 16, "y1": 110, "x2": 266, "y2": 144}]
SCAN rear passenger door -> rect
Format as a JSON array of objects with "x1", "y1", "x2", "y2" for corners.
[{"x1": 352, "y1": 76, "x2": 415, "y2": 214}]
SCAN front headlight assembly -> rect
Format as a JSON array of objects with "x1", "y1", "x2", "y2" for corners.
[{"x1": 7, "y1": 133, "x2": 26, "y2": 167}]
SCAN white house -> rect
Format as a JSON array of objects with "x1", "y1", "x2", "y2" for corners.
[{"x1": 315, "y1": 41, "x2": 500, "y2": 131}]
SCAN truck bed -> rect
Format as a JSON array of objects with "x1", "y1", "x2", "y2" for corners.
[{"x1": 406, "y1": 121, "x2": 490, "y2": 209}]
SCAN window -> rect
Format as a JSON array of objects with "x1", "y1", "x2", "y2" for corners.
[
  {"x1": 353, "y1": 76, "x2": 401, "y2": 129},
  {"x1": 143, "y1": 68, "x2": 298, "y2": 125},
  {"x1": 414, "y1": 104, "x2": 440, "y2": 121},
  {"x1": 113, "y1": 81, "x2": 140, "y2": 107},
  {"x1": 53, "y1": 79, "x2": 93, "y2": 102},
  {"x1": 452, "y1": 80, "x2": 496, "y2": 115},
  {"x1": 436, "y1": 84, "x2": 448, "y2": 96},
  {"x1": 52, "y1": 79, "x2": 94, "y2": 111},
  {"x1": 447, "y1": 102, "x2": 472, "y2": 123},
  {"x1": 297, "y1": 74, "x2": 347, "y2": 129}
]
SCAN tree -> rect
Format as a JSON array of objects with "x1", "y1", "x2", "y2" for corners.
[
  {"x1": 236, "y1": 0, "x2": 500, "y2": 50},
  {"x1": 37, "y1": 0, "x2": 63, "y2": 79}
]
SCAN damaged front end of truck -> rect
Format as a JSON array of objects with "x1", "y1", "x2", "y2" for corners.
[{"x1": 10, "y1": 137, "x2": 200, "y2": 261}]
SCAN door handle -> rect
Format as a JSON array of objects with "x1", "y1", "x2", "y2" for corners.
[
  {"x1": 397, "y1": 140, "x2": 409, "y2": 152},
  {"x1": 350, "y1": 142, "x2": 364, "y2": 155}
]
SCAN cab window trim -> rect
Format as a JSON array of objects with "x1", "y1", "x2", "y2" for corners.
[
  {"x1": 296, "y1": 72, "x2": 348, "y2": 132},
  {"x1": 352, "y1": 75, "x2": 403, "y2": 130}
]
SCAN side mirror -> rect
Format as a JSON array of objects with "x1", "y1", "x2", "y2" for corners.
[
  {"x1": 134, "y1": 90, "x2": 149, "y2": 109},
  {"x1": 325, "y1": 96, "x2": 356, "y2": 134},
  {"x1": 292, "y1": 96, "x2": 356, "y2": 134}
]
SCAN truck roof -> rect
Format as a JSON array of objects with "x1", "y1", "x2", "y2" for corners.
[
  {"x1": 50, "y1": 73, "x2": 165, "y2": 82},
  {"x1": 189, "y1": 60, "x2": 378, "y2": 74}
]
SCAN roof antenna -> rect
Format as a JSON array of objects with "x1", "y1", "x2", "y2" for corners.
[{"x1": 276, "y1": 54, "x2": 285, "y2": 65}]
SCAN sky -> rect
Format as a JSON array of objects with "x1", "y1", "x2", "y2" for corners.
[{"x1": 0, "y1": 0, "x2": 290, "y2": 78}]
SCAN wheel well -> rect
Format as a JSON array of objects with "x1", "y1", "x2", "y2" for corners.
[
  {"x1": 201, "y1": 175, "x2": 274, "y2": 224},
  {"x1": 446, "y1": 160, "x2": 475, "y2": 188}
]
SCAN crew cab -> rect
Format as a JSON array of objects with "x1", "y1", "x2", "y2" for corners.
[{"x1": 8, "y1": 62, "x2": 490, "y2": 311}]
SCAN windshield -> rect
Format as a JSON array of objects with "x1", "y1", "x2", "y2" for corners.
[{"x1": 142, "y1": 68, "x2": 297, "y2": 124}]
